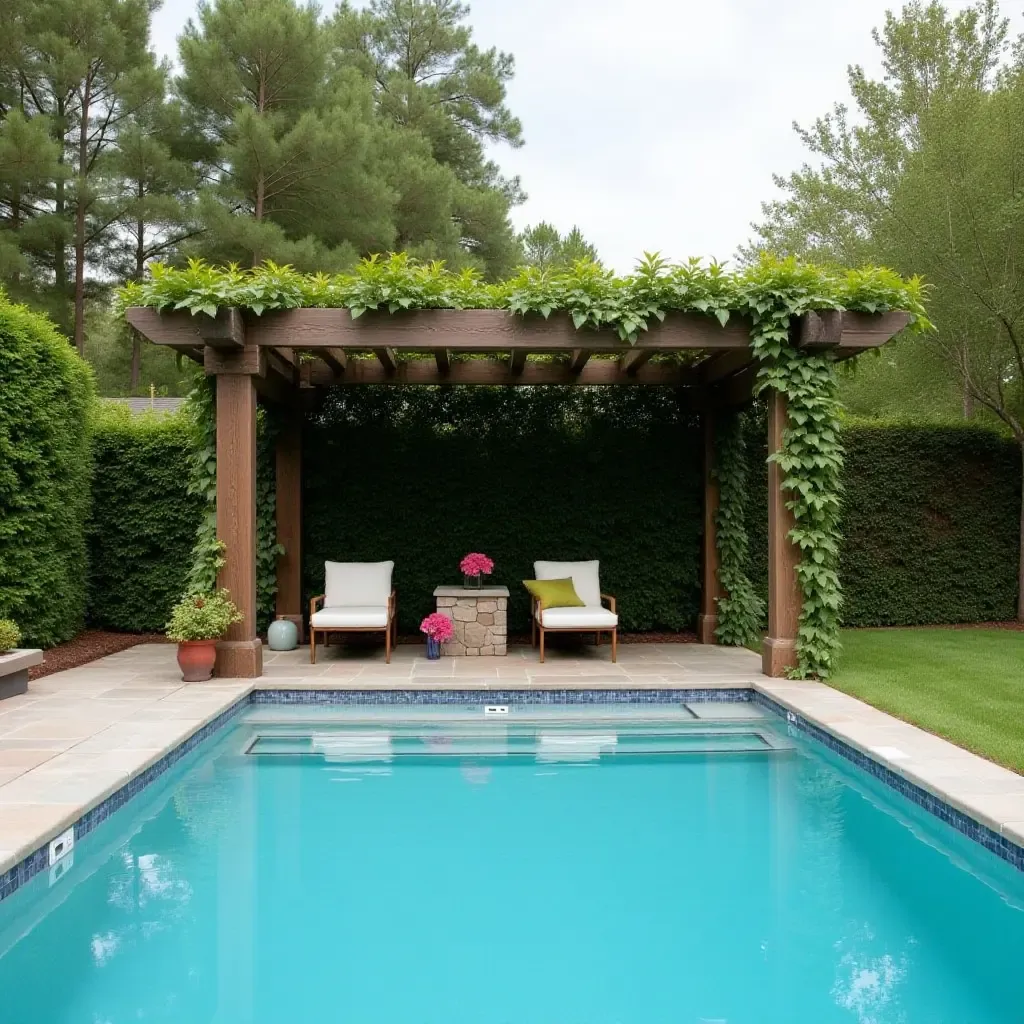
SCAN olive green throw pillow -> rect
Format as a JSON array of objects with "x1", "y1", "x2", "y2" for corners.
[{"x1": 523, "y1": 578, "x2": 585, "y2": 609}]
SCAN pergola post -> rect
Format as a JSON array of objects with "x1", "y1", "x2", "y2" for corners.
[
  {"x1": 213, "y1": 369, "x2": 262, "y2": 678},
  {"x1": 762, "y1": 389, "x2": 801, "y2": 677},
  {"x1": 698, "y1": 412, "x2": 723, "y2": 644},
  {"x1": 275, "y1": 412, "x2": 303, "y2": 640}
]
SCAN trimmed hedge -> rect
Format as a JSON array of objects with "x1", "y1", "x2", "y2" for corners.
[
  {"x1": 0, "y1": 294, "x2": 94, "y2": 647},
  {"x1": 87, "y1": 409, "x2": 204, "y2": 632},
  {"x1": 839, "y1": 421, "x2": 1020, "y2": 625},
  {"x1": 303, "y1": 388, "x2": 702, "y2": 634},
  {"x1": 79, "y1": 390, "x2": 1022, "y2": 637},
  {"x1": 744, "y1": 411, "x2": 1021, "y2": 626}
]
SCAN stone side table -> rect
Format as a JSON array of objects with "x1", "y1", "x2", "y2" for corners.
[{"x1": 433, "y1": 586, "x2": 509, "y2": 656}]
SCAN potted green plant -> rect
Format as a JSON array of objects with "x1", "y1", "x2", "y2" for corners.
[{"x1": 166, "y1": 590, "x2": 243, "y2": 682}]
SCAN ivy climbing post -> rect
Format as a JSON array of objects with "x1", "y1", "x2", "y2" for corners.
[
  {"x1": 711, "y1": 409, "x2": 764, "y2": 648},
  {"x1": 275, "y1": 410, "x2": 303, "y2": 640},
  {"x1": 698, "y1": 413, "x2": 723, "y2": 644},
  {"x1": 762, "y1": 389, "x2": 802, "y2": 677}
]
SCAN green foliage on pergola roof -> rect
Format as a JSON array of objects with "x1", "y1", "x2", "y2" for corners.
[{"x1": 120, "y1": 252, "x2": 930, "y2": 344}]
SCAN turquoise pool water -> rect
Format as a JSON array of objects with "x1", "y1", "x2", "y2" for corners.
[{"x1": 1, "y1": 705, "x2": 1023, "y2": 1024}]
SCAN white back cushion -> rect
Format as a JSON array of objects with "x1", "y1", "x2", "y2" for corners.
[
  {"x1": 533, "y1": 560, "x2": 602, "y2": 607},
  {"x1": 324, "y1": 561, "x2": 394, "y2": 607}
]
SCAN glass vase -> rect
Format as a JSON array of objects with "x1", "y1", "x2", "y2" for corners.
[{"x1": 426, "y1": 636, "x2": 442, "y2": 660}]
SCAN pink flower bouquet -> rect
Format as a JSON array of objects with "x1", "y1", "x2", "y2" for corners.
[
  {"x1": 420, "y1": 612, "x2": 454, "y2": 643},
  {"x1": 460, "y1": 552, "x2": 494, "y2": 577}
]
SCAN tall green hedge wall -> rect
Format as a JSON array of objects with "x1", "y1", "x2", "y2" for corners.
[
  {"x1": 88, "y1": 410, "x2": 204, "y2": 632},
  {"x1": 303, "y1": 388, "x2": 703, "y2": 635},
  {"x1": 0, "y1": 293, "x2": 94, "y2": 647},
  {"x1": 838, "y1": 421, "x2": 1020, "y2": 624},
  {"x1": 76, "y1": 390, "x2": 1023, "y2": 640},
  {"x1": 743, "y1": 409, "x2": 1021, "y2": 626}
]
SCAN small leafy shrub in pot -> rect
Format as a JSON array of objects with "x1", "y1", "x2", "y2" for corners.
[
  {"x1": 0, "y1": 620, "x2": 22, "y2": 654},
  {"x1": 166, "y1": 590, "x2": 242, "y2": 642},
  {"x1": 166, "y1": 591, "x2": 242, "y2": 682}
]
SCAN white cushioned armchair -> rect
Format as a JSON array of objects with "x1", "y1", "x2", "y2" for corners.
[
  {"x1": 310, "y1": 561, "x2": 396, "y2": 664},
  {"x1": 531, "y1": 560, "x2": 618, "y2": 662}
]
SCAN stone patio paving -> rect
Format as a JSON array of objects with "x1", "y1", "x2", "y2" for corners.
[{"x1": 1, "y1": 640, "x2": 1023, "y2": 883}]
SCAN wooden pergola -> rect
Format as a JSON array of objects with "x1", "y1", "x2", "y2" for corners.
[{"x1": 127, "y1": 304, "x2": 911, "y2": 679}]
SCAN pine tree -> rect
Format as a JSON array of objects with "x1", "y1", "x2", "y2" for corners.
[
  {"x1": 331, "y1": 0, "x2": 524, "y2": 276},
  {"x1": 102, "y1": 80, "x2": 202, "y2": 387},
  {"x1": 0, "y1": 110, "x2": 63, "y2": 298},
  {"x1": 17, "y1": 0, "x2": 163, "y2": 351},
  {"x1": 178, "y1": 0, "x2": 394, "y2": 269}
]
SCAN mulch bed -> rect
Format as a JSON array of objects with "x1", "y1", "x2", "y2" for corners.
[{"x1": 28, "y1": 630, "x2": 169, "y2": 681}]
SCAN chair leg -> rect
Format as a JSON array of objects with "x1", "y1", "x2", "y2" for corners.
[
  {"x1": 310, "y1": 629, "x2": 316, "y2": 665},
  {"x1": 531, "y1": 614, "x2": 536, "y2": 647},
  {"x1": 385, "y1": 623, "x2": 392, "y2": 664},
  {"x1": 596, "y1": 631, "x2": 601, "y2": 646},
  {"x1": 611, "y1": 629, "x2": 618, "y2": 663},
  {"x1": 539, "y1": 627, "x2": 545, "y2": 663}
]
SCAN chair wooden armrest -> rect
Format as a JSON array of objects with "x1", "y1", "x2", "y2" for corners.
[
  {"x1": 310, "y1": 594, "x2": 325, "y2": 619},
  {"x1": 601, "y1": 593, "x2": 617, "y2": 613},
  {"x1": 388, "y1": 590, "x2": 396, "y2": 618}
]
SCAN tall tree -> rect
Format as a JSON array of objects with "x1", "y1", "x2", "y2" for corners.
[
  {"x1": 332, "y1": 0, "x2": 521, "y2": 170},
  {"x1": 331, "y1": 0, "x2": 523, "y2": 276},
  {"x1": 17, "y1": 0, "x2": 163, "y2": 351},
  {"x1": 178, "y1": 0, "x2": 393, "y2": 269},
  {"x1": 103, "y1": 83, "x2": 202, "y2": 387},
  {"x1": 0, "y1": 110, "x2": 62, "y2": 294},
  {"x1": 750, "y1": 0, "x2": 1024, "y2": 619}
]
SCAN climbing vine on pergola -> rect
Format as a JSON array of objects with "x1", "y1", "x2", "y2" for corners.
[{"x1": 122, "y1": 253, "x2": 927, "y2": 680}]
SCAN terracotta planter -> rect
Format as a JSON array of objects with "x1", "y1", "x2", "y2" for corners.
[{"x1": 176, "y1": 639, "x2": 219, "y2": 682}]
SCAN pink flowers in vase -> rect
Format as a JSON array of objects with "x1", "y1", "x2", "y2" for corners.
[
  {"x1": 460, "y1": 552, "x2": 494, "y2": 577},
  {"x1": 420, "y1": 612, "x2": 454, "y2": 643}
]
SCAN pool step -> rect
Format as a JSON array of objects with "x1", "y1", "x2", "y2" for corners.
[{"x1": 245, "y1": 723, "x2": 792, "y2": 761}]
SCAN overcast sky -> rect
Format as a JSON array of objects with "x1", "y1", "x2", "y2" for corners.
[{"x1": 151, "y1": 0, "x2": 1022, "y2": 272}]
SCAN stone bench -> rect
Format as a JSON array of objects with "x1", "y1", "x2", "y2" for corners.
[
  {"x1": 433, "y1": 586, "x2": 509, "y2": 656},
  {"x1": 0, "y1": 649, "x2": 43, "y2": 700}
]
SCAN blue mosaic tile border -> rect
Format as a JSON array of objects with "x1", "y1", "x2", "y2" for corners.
[
  {"x1": 0, "y1": 694, "x2": 250, "y2": 904},
  {"x1": 250, "y1": 687, "x2": 754, "y2": 705},
  {"x1": 753, "y1": 691, "x2": 1024, "y2": 873}
]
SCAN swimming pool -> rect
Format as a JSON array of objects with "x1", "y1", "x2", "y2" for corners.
[{"x1": 1, "y1": 702, "x2": 1022, "y2": 1023}]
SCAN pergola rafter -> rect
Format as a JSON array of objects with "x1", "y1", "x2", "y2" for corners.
[
  {"x1": 124, "y1": 304, "x2": 912, "y2": 681},
  {"x1": 126, "y1": 305, "x2": 910, "y2": 399}
]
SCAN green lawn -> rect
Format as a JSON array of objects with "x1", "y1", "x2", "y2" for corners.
[{"x1": 831, "y1": 628, "x2": 1024, "y2": 773}]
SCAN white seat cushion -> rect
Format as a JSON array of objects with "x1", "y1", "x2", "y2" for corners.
[
  {"x1": 536, "y1": 606, "x2": 618, "y2": 629},
  {"x1": 311, "y1": 606, "x2": 389, "y2": 628},
  {"x1": 534, "y1": 560, "x2": 602, "y2": 607},
  {"x1": 324, "y1": 561, "x2": 394, "y2": 607}
]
